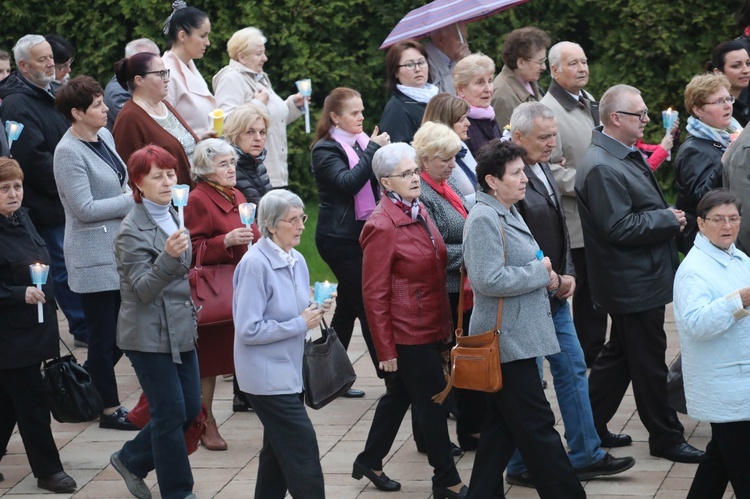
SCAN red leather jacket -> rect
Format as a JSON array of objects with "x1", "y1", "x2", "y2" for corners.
[{"x1": 360, "y1": 196, "x2": 452, "y2": 361}]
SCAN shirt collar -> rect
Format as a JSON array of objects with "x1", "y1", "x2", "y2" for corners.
[
  {"x1": 693, "y1": 232, "x2": 740, "y2": 267},
  {"x1": 266, "y1": 237, "x2": 297, "y2": 268}
]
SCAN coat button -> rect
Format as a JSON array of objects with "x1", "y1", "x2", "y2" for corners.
[
  {"x1": 547, "y1": 311, "x2": 552, "y2": 316},
  {"x1": 183, "y1": 273, "x2": 188, "y2": 279},
  {"x1": 153, "y1": 264, "x2": 159, "y2": 271},
  {"x1": 185, "y1": 300, "x2": 191, "y2": 307}
]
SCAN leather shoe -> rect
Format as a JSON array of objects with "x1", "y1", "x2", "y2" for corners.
[
  {"x1": 599, "y1": 431, "x2": 632, "y2": 448},
  {"x1": 100, "y1": 407, "x2": 139, "y2": 431},
  {"x1": 650, "y1": 442, "x2": 705, "y2": 463},
  {"x1": 432, "y1": 484, "x2": 468, "y2": 499},
  {"x1": 0, "y1": 471, "x2": 4, "y2": 482},
  {"x1": 37, "y1": 471, "x2": 77, "y2": 493},
  {"x1": 575, "y1": 453, "x2": 636, "y2": 480},
  {"x1": 201, "y1": 418, "x2": 228, "y2": 451},
  {"x1": 343, "y1": 388, "x2": 365, "y2": 398},
  {"x1": 111, "y1": 451, "x2": 151, "y2": 499},
  {"x1": 352, "y1": 460, "x2": 401, "y2": 491},
  {"x1": 506, "y1": 471, "x2": 535, "y2": 488},
  {"x1": 232, "y1": 394, "x2": 253, "y2": 412}
]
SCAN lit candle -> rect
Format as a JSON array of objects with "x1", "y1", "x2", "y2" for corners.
[
  {"x1": 208, "y1": 109, "x2": 224, "y2": 137},
  {"x1": 170, "y1": 184, "x2": 190, "y2": 229},
  {"x1": 238, "y1": 202, "x2": 256, "y2": 229},
  {"x1": 5, "y1": 121, "x2": 24, "y2": 150},
  {"x1": 29, "y1": 263, "x2": 49, "y2": 323},
  {"x1": 296, "y1": 79, "x2": 312, "y2": 134},
  {"x1": 661, "y1": 108, "x2": 678, "y2": 160},
  {"x1": 313, "y1": 280, "x2": 336, "y2": 305}
]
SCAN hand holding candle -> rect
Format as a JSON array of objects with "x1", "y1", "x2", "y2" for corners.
[
  {"x1": 170, "y1": 184, "x2": 190, "y2": 229},
  {"x1": 662, "y1": 108, "x2": 678, "y2": 160},
  {"x1": 29, "y1": 263, "x2": 49, "y2": 323},
  {"x1": 313, "y1": 280, "x2": 337, "y2": 305},
  {"x1": 296, "y1": 79, "x2": 312, "y2": 134},
  {"x1": 238, "y1": 202, "x2": 256, "y2": 228}
]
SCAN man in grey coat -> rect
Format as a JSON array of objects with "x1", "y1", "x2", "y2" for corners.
[{"x1": 576, "y1": 84, "x2": 704, "y2": 464}]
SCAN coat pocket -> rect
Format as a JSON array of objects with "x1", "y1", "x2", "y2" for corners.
[{"x1": 70, "y1": 226, "x2": 116, "y2": 269}]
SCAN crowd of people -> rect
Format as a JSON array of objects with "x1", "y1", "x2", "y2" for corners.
[{"x1": 1, "y1": 1, "x2": 750, "y2": 498}]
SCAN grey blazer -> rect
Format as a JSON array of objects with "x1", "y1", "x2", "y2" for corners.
[
  {"x1": 54, "y1": 129, "x2": 134, "y2": 293},
  {"x1": 115, "y1": 203, "x2": 197, "y2": 363},
  {"x1": 463, "y1": 191, "x2": 559, "y2": 363}
]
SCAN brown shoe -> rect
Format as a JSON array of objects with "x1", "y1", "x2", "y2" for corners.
[{"x1": 201, "y1": 417, "x2": 227, "y2": 451}]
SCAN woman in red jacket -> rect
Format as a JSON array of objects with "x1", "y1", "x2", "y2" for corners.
[{"x1": 354, "y1": 143, "x2": 467, "y2": 499}]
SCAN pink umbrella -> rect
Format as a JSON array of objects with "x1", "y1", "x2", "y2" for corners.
[{"x1": 380, "y1": 0, "x2": 531, "y2": 50}]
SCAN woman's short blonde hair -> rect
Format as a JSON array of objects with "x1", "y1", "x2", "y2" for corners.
[
  {"x1": 227, "y1": 27, "x2": 267, "y2": 61},
  {"x1": 684, "y1": 73, "x2": 732, "y2": 116},
  {"x1": 223, "y1": 103, "x2": 271, "y2": 147},
  {"x1": 412, "y1": 122, "x2": 462, "y2": 163},
  {"x1": 453, "y1": 53, "x2": 495, "y2": 92}
]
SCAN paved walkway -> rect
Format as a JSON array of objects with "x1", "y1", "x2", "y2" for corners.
[{"x1": 0, "y1": 305, "x2": 734, "y2": 498}]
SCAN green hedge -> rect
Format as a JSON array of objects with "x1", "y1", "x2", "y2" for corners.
[{"x1": 1, "y1": 0, "x2": 740, "y2": 201}]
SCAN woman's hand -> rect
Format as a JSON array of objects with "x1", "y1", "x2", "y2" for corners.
[
  {"x1": 740, "y1": 286, "x2": 750, "y2": 308},
  {"x1": 555, "y1": 275, "x2": 576, "y2": 299},
  {"x1": 379, "y1": 358, "x2": 398, "y2": 373},
  {"x1": 320, "y1": 296, "x2": 335, "y2": 312},
  {"x1": 165, "y1": 228, "x2": 190, "y2": 258},
  {"x1": 541, "y1": 256, "x2": 552, "y2": 273},
  {"x1": 301, "y1": 304, "x2": 325, "y2": 329},
  {"x1": 370, "y1": 126, "x2": 390, "y2": 147},
  {"x1": 660, "y1": 131, "x2": 675, "y2": 152},
  {"x1": 547, "y1": 270, "x2": 560, "y2": 292},
  {"x1": 25, "y1": 286, "x2": 45, "y2": 305},
  {"x1": 292, "y1": 92, "x2": 305, "y2": 108},
  {"x1": 224, "y1": 227, "x2": 254, "y2": 248},
  {"x1": 254, "y1": 86, "x2": 270, "y2": 104}
]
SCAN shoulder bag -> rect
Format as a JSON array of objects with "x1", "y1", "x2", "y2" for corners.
[
  {"x1": 303, "y1": 318, "x2": 357, "y2": 410},
  {"x1": 189, "y1": 242, "x2": 235, "y2": 327},
  {"x1": 127, "y1": 392, "x2": 208, "y2": 455},
  {"x1": 43, "y1": 340, "x2": 104, "y2": 423}
]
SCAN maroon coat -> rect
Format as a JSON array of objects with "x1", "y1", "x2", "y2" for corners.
[{"x1": 360, "y1": 196, "x2": 452, "y2": 362}]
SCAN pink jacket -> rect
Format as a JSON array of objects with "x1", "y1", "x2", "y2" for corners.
[{"x1": 163, "y1": 51, "x2": 216, "y2": 138}]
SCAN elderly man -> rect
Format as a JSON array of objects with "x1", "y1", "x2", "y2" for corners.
[
  {"x1": 506, "y1": 102, "x2": 634, "y2": 488},
  {"x1": 576, "y1": 84, "x2": 704, "y2": 464},
  {"x1": 424, "y1": 22, "x2": 470, "y2": 95},
  {"x1": 0, "y1": 34, "x2": 88, "y2": 345},
  {"x1": 104, "y1": 38, "x2": 160, "y2": 131},
  {"x1": 540, "y1": 41, "x2": 607, "y2": 369}
]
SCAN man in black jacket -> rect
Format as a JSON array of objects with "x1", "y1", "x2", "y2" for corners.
[
  {"x1": 576, "y1": 84, "x2": 703, "y2": 463},
  {"x1": 0, "y1": 34, "x2": 88, "y2": 345}
]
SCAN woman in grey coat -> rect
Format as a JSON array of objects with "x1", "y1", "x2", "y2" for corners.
[
  {"x1": 462, "y1": 139, "x2": 585, "y2": 499},
  {"x1": 54, "y1": 76, "x2": 137, "y2": 430}
]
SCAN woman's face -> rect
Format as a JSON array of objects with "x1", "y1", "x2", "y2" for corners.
[
  {"x1": 236, "y1": 117, "x2": 267, "y2": 157},
  {"x1": 269, "y1": 206, "x2": 305, "y2": 252},
  {"x1": 136, "y1": 165, "x2": 177, "y2": 205},
  {"x1": 698, "y1": 203, "x2": 741, "y2": 250},
  {"x1": 422, "y1": 154, "x2": 456, "y2": 183},
  {"x1": 205, "y1": 153, "x2": 237, "y2": 188},
  {"x1": 332, "y1": 97, "x2": 365, "y2": 135},
  {"x1": 0, "y1": 179, "x2": 23, "y2": 217},
  {"x1": 137, "y1": 58, "x2": 170, "y2": 101},
  {"x1": 453, "y1": 114, "x2": 470, "y2": 140},
  {"x1": 515, "y1": 47, "x2": 547, "y2": 83},
  {"x1": 239, "y1": 43, "x2": 267, "y2": 73},
  {"x1": 179, "y1": 18, "x2": 211, "y2": 60},
  {"x1": 381, "y1": 157, "x2": 422, "y2": 203},
  {"x1": 487, "y1": 156, "x2": 527, "y2": 208},
  {"x1": 395, "y1": 47, "x2": 428, "y2": 89},
  {"x1": 719, "y1": 49, "x2": 750, "y2": 92},
  {"x1": 458, "y1": 71, "x2": 493, "y2": 108},
  {"x1": 695, "y1": 87, "x2": 733, "y2": 130},
  {"x1": 76, "y1": 94, "x2": 108, "y2": 131}
]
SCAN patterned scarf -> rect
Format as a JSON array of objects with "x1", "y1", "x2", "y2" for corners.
[
  {"x1": 386, "y1": 190, "x2": 420, "y2": 220},
  {"x1": 205, "y1": 180, "x2": 236, "y2": 205},
  {"x1": 454, "y1": 146, "x2": 477, "y2": 189},
  {"x1": 686, "y1": 115, "x2": 742, "y2": 152}
]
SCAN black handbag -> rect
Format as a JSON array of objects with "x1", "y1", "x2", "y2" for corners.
[
  {"x1": 667, "y1": 352, "x2": 687, "y2": 415},
  {"x1": 302, "y1": 318, "x2": 356, "y2": 410},
  {"x1": 42, "y1": 340, "x2": 103, "y2": 423}
]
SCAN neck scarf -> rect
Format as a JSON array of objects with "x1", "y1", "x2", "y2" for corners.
[
  {"x1": 686, "y1": 115, "x2": 741, "y2": 151},
  {"x1": 396, "y1": 83, "x2": 439, "y2": 104},
  {"x1": 466, "y1": 104, "x2": 495, "y2": 120},
  {"x1": 454, "y1": 146, "x2": 477, "y2": 188},
  {"x1": 420, "y1": 171, "x2": 468, "y2": 218},
  {"x1": 205, "y1": 179, "x2": 236, "y2": 205},
  {"x1": 329, "y1": 127, "x2": 377, "y2": 220},
  {"x1": 386, "y1": 190, "x2": 420, "y2": 220}
]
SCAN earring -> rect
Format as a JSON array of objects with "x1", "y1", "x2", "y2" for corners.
[{"x1": 493, "y1": 190, "x2": 497, "y2": 196}]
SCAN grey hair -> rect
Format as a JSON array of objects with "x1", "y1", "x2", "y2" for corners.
[
  {"x1": 13, "y1": 34, "x2": 46, "y2": 64},
  {"x1": 125, "y1": 38, "x2": 160, "y2": 58},
  {"x1": 258, "y1": 189, "x2": 305, "y2": 239},
  {"x1": 548, "y1": 41, "x2": 583, "y2": 70},
  {"x1": 372, "y1": 143, "x2": 416, "y2": 183},
  {"x1": 190, "y1": 138, "x2": 237, "y2": 181},
  {"x1": 599, "y1": 84, "x2": 641, "y2": 126},
  {"x1": 510, "y1": 102, "x2": 556, "y2": 137}
]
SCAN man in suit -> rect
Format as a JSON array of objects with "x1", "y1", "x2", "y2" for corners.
[
  {"x1": 576, "y1": 84, "x2": 704, "y2": 463},
  {"x1": 506, "y1": 102, "x2": 634, "y2": 488},
  {"x1": 540, "y1": 41, "x2": 607, "y2": 368}
]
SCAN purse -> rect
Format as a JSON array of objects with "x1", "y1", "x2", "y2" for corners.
[
  {"x1": 188, "y1": 242, "x2": 236, "y2": 327},
  {"x1": 302, "y1": 318, "x2": 357, "y2": 410},
  {"x1": 42, "y1": 340, "x2": 104, "y2": 423},
  {"x1": 667, "y1": 353, "x2": 687, "y2": 414},
  {"x1": 127, "y1": 392, "x2": 208, "y2": 455}
]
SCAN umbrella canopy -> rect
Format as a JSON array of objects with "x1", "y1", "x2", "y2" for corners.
[{"x1": 380, "y1": 0, "x2": 530, "y2": 50}]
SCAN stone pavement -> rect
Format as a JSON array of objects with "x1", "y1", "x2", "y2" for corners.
[{"x1": 0, "y1": 305, "x2": 734, "y2": 498}]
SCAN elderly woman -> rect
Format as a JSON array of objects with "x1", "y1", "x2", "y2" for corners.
[
  {"x1": 454, "y1": 54, "x2": 502, "y2": 157},
  {"x1": 674, "y1": 189, "x2": 750, "y2": 499},
  {"x1": 213, "y1": 27, "x2": 303, "y2": 188},
  {"x1": 53, "y1": 76, "x2": 137, "y2": 431},
  {"x1": 462, "y1": 139, "x2": 585, "y2": 499},
  {"x1": 162, "y1": 1, "x2": 216, "y2": 139},
  {"x1": 184, "y1": 139, "x2": 255, "y2": 450},
  {"x1": 674, "y1": 73, "x2": 740, "y2": 253},
  {"x1": 233, "y1": 189, "x2": 327, "y2": 499},
  {"x1": 311, "y1": 87, "x2": 388, "y2": 396},
  {"x1": 0, "y1": 158, "x2": 77, "y2": 493},
  {"x1": 223, "y1": 103, "x2": 273, "y2": 204},
  {"x1": 111, "y1": 145, "x2": 200, "y2": 499},
  {"x1": 354, "y1": 143, "x2": 467, "y2": 499},
  {"x1": 379, "y1": 39, "x2": 439, "y2": 143},
  {"x1": 707, "y1": 40, "x2": 750, "y2": 127},
  {"x1": 423, "y1": 93, "x2": 477, "y2": 208},
  {"x1": 491, "y1": 27, "x2": 551, "y2": 129},
  {"x1": 113, "y1": 52, "x2": 199, "y2": 187}
]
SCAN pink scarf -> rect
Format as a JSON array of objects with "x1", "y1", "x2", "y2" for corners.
[
  {"x1": 329, "y1": 127, "x2": 377, "y2": 220},
  {"x1": 467, "y1": 104, "x2": 496, "y2": 120}
]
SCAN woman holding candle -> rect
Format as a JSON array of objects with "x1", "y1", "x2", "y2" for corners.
[
  {"x1": 184, "y1": 138, "x2": 256, "y2": 450},
  {"x1": 213, "y1": 27, "x2": 304, "y2": 188},
  {"x1": 111, "y1": 145, "x2": 200, "y2": 499},
  {"x1": 0, "y1": 158, "x2": 78, "y2": 493},
  {"x1": 706, "y1": 40, "x2": 750, "y2": 127},
  {"x1": 223, "y1": 103, "x2": 273, "y2": 205},
  {"x1": 454, "y1": 54, "x2": 503, "y2": 157}
]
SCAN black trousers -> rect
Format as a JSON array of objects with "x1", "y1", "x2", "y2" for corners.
[
  {"x1": 80, "y1": 290, "x2": 123, "y2": 408},
  {"x1": 0, "y1": 364, "x2": 64, "y2": 478},
  {"x1": 466, "y1": 358, "x2": 585, "y2": 499},
  {"x1": 246, "y1": 392, "x2": 325, "y2": 499},
  {"x1": 357, "y1": 343, "x2": 461, "y2": 488},
  {"x1": 571, "y1": 247, "x2": 608, "y2": 366},
  {"x1": 687, "y1": 421, "x2": 750, "y2": 499},
  {"x1": 588, "y1": 306, "x2": 684, "y2": 451}
]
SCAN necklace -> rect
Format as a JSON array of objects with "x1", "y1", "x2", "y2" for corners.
[
  {"x1": 71, "y1": 129, "x2": 125, "y2": 184},
  {"x1": 133, "y1": 97, "x2": 166, "y2": 116}
]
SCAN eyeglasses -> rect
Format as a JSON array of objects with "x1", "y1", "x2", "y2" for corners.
[
  {"x1": 525, "y1": 57, "x2": 547, "y2": 67},
  {"x1": 385, "y1": 167, "x2": 423, "y2": 179},
  {"x1": 214, "y1": 159, "x2": 237, "y2": 169},
  {"x1": 279, "y1": 214, "x2": 308, "y2": 227},
  {"x1": 704, "y1": 96, "x2": 735, "y2": 106},
  {"x1": 0, "y1": 183, "x2": 23, "y2": 195},
  {"x1": 55, "y1": 58, "x2": 74, "y2": 71},
  {"x1": 142, "y1": 69, "x2": 171, "y2": 81},
  {"x1": 705, "y1": 215, "x2": 742, "y2": 226},
  {"x1": 398, "y1": 59, "x2": 428, "y2": 71},
  {"x1": 616, "y1": 108, "x2": 649, "y2": 121}
]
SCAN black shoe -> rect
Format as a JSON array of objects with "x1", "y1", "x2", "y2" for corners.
[
  {"x1": 432, "y1": 484, "x2": 468, "y2": 499},
  {"x1": 352, "y1": 460, "x2": 401, "y2": 491},
  {"x1": 343, "y1": 388, "x2": 365, "y2": 398},
  {"x1": 100, "y1": 407, "x2": 139, "y2": 431},
  {"x1": 575, "y1": 453, "x2": 636, "y2": 480},
  {"x1": 506, "y1": 471, "x2": 535, "y2": 488},
  {"x1": 0, "y1": 471, "x2": 4, "y2": 482},
  {"x1": 457, "y1": 433, "x2": 479, "y2": 451},
  {"x1": 233, "y1": 394, "x2": 253, "y2": 412},
  {"x1": 37, "y1": 471, "x2": 76, "y2": 493},
  {"x1": 418, "y1": 442, "x2": 464, "y2": 456},
  {"x1": 650, "y1": 442, "x2": 705, "y2": 463},
  {"x1": 599, "y1": 431, "x2": 632, "y2": 448}
]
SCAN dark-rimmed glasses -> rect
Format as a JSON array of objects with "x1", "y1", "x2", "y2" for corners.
[
  {"x1": 143, "y1": 69, "x2": 171, "y2": 81},
  {"x1": 615, "y1": 109, "x2": 649, "y2": 121}
]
